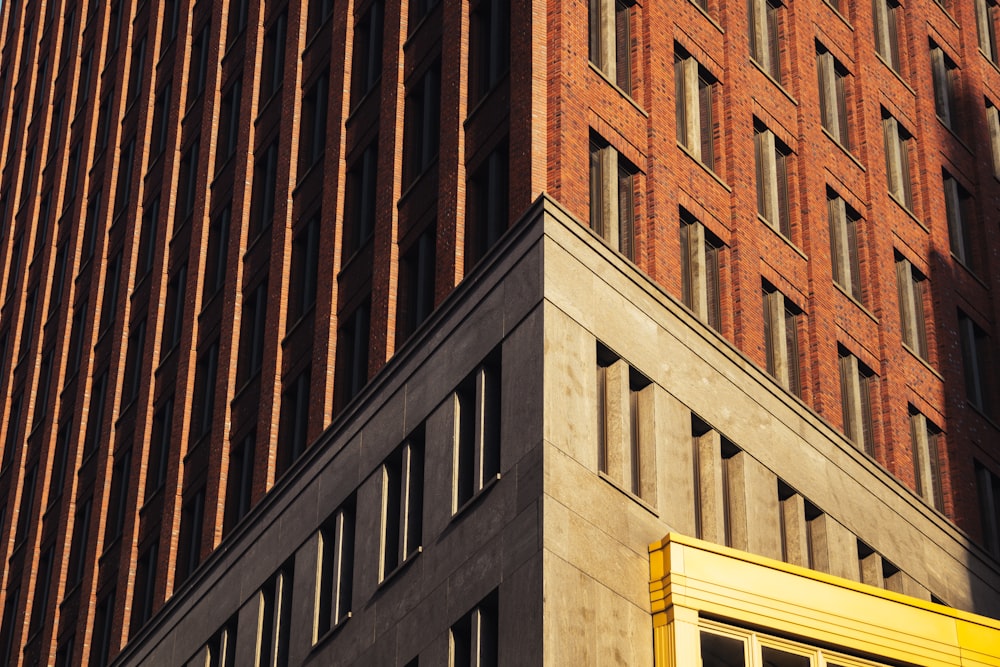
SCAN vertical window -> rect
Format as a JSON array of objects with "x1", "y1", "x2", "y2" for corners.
[
  {"x1": 237, "y1": 279, "x2": 268, "y2": 383},
  {"x1": 976, "y1": 460, "x2": 1000, "y2": 557},
  {"x1": 224, "y1": 431, "x2": 255, "y2": 534},
  {"x1": 343, "y1": 140, "x2": 378, "y2": 258},
  {"x1": 895, "y1": 253, "x2": 929, "y2": 359},
  {"x1": 465, "y1": 142, "x2": 509, "y2": 271},
  {"x1": 958, "y1": 311, "x2": 994, "y2": 417},
  {"x1": 309, "y1": 0, "x2": 336, "y2": 39},
  {"x1": 90, "y1": 587, "x2": 116, "y2": 667},
  {"x1": 14, "y1": 465, "x2": 37, "y2": 544},
  {"x1": 206, "y1": 616, "x2": 238, "y2": 667},
  {"x1": 29, "y1": 546, "x2": 53, "y2": 635},
  {"x1": 469, "y1": 0, "x2": 509, "y2": 104},
  {"x1": 748, "y1": 0, "x2": 783, "y2": 83},
  {"x1": 762, "y1": 285, "x2": 802, "y2": 398},
  {"x1": 589, "y1": 135, "x2": 636, "y2": 260},
  {"x1": 227, "y1": 0, "x2": 249, "y2": 45},
  {"x1": 178, "y1": 139, "x2": 201, "y2": 221},
  {"x1": 680, "y1": 212, "x2": 723, "y2": 332},
  {"x1": 83, "y1": 371, "x2": 108, "y2": 458},
  {"x1": 289, "y1": 216, "x2": 320, "y2": 324},
  {"x1": 99, "y1": 252, "x2": 122, "y2": 332},
  {"x1": 299, "y1": 71, "x2": 329, "y2": 172},
  {"x1": 34, "y1": 350, "x2": 53, "y2": 422},
  {"x1": 403, "y1": 62, "x2": 442, "y2": 185},
  {"x1": 257, "y1": 565, "x2": 293, "y2": 667},
  {"x1": 129, "y1": 540, "x2": 160, "y2": 637},
  {"x1": 873, "y1": 0, "x2": 902, "y2": 73},
  {"x1": 943, "y1": 171, "x2": 978, "y2": 273},
  {"x1": 2, "y1": 396, "x2": 21, "y2": 469},
  {"x1": 909, "y1": 408, "x2": 944, "y2": 512},
  {"x1": 816, "y1": 45, "x2": 851, "y2": 149},
  {"x1": 450, "y1": 590, "x2": 498, "y2": 667},
  {"x1": 674, "y1": 48, "x2": 717, "y2": 170},
  {"x1": 987, "y1": 100, "x2": 1000, "y2": 180},
  {"x1": 204, "y1": 206, "x2": 231, "y2": 301},
  {"x1": 315, "y1": 499, "x2": 355, "y2": 638},
  {"x1": 380, "y1": 432, "x2": 424, "y2": 578},
  {"x1": 217, "y1": 78, "x2": 242, "y2": 170},
  {"x1": 976, "y1": 0, "x2": 999, "y2": 64},
  {"x1": 151, "y1": 81, "x2": 172, "y2": 159},
  {"x1": 334, "y1": 300, "x2": 371, "y2": 411},
  {"x1": 161, "y1": 263, "x2": 188, "y2": 357},
  {"x1": 175, "y1": 486, "x2": 205, "y2": 584},
  {"x1": 277, "y1": 366, "x2": 311, "y2": 477},
  {"x1": 115, "y1": 138, "x2": 136, "y2": 216},
  {"x1": 146, "y1": 397, "x2": 174, "y2": 496},
  {"x1": 104, "y1": 448, "x2": 131, "y2": 542},
  {"x1": 589, "y1": 0, "x2": 634, "y2": 94},
  {"x1": 260, "y1": 13, "x2": 288, "y2": 104},
  {"x1": 250, "y1": 140, "x2": 279, "y2": 238},
  {"x1": 128, "y1": 34, "x2": 147, "y2": 103},
  {"x1": 164, "y1": 0, "x2": 181, "y2": 48},
  {"x1": 350, "y1": 0, "x2": 384, "y2": 104},
  {"x1": 66, "y1": 496, "x2": 92, "y2": 589},
  {"x1": 930, "y1": 44, "x2": 960, "y2": 130},
  {"x1": 754, "y1": 123, "x2": 791, "y2": 239},
  {"x1": 597, "y1": 345, "x2": 654, "y2": 500},
  {"x1": 188, "y1": 22, "x2": 211, "y2": 107},
  {"x1": 137, "y1": 198, "x2": 160, "y2": 279},
  {"x1": 882, "y1": 111, "x2": 914, "y2": 211},
  {"x1": 397, "y1": 224, "x2": 436, "y2": 345},
  {"x1": 828, "y1": 192, "x2": 863, "y2": 303},
  {"x1": 49, "y1": 425, "x2": 71, "y2": 503},
  {"x1": 838, "y1": 348, "x2": 876, "y2": 456},
  {"x1": 454, "y1": 351, "x2": 501, "y2": 510},
  {"x1": 192, "y1": 340, "x2": 219, "y2": 441}
]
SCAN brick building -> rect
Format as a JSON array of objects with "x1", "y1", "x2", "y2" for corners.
[{"x1": 0, "y1": 0, "x2": 999, "y2": 664}]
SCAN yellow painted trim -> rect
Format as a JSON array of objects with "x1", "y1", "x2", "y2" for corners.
[{"x1": 649, "y1": 533, "x2": 1000, "y2": 666}]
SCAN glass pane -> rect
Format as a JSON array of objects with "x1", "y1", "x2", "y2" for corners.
[
  {"x1": 761, "y1": 645, "x2": 811, "y2": 667},
  {"x1": 701, "y1": 632, "x2": 746, "y2": 667}
]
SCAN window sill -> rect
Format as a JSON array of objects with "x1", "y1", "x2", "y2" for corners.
[
  {"x1": 820, "y1": 128, "x2": 864, "y2": 171},
  {"x1": 294, "y1": 157, "x2": 324, "y2": 192},
  {"x1": 758, "y1": 215, "x2": 807, "y2": 260},
  {"x1": 378, "y1": 547, "x2": 422, "y2": 589},
  {"x1": 930, "y1": 1, "x2": 960, "y2": 29},
  {"x1": 948, "y1": 252, "x2": 988, "y2": 289},
  {"x1": 255, "y1": 86, "x2": 284, "y2": 125},
  {"x1": 677, "y1": 142, "x2": 731, "y2": 191},
  {"x1": 597, "y1": 471, "x2": 658, "y2": 516},
  {"x1": 936, "y1": 116, "x2": 973, "y2": 155},
  {"x1": 464, "y1": 74, "x2": 510, "y2": 126},
  {"x1": 874, "y1": 53, "x2": 915, "y2": 96},
  {"x1": 822, "y1": 0, "x2": 852, "y2": 29},
  {"x1": 99, "y1": 534, "x2": 122, "y2": 562},
  {"x1": 155, "y1": 343, "x2": 179, "y2": 377},
  {"x1": 338, "y1": 236, "x2": 374, "y2": 277},
  {"x1": 587, "y1": 62, "x2": 648, "y2": 116},
  {"x1": 397, "y1": 157, "x2": 440, "y2": 206},
  {"x1": 140, "y1": 486, "x2": 165, "y2": 515},
  {"x1": 749, "y1": 58, "x2": 797, "y2": 105},
  {"x1": 887, "y1": 193, "x2": 926, "y2": 232},
  {"x1": 967, "y1": 401, "x2": 1000, "y2": 433},
  {"x1": 345, "y1": 80, "x2": 381, "y2": 126},
  {"x1": 281, "y1": 305, "x2": 316, "y2": 345},
  {"x1": 311, "y1": 612, "x2": 352, "y2": 652},
  {"x1": 451, "y1": 473, "x2": 501, "y2": 521},
  {"x1": 687, "y1": 0, "x2": 723, "y2": 33},
  {"x1": 901, "y1": 343, "x2": 943, "y2": 382},
  {"x1": 980, "y1": 48, "x2": 1000, "y2": 74},
  {"x1": 302, "y1": 13, "x2": 335, "y2": 55},
  {"x1": 832, "y1": 282, "x2": 877, "y2": 323}
]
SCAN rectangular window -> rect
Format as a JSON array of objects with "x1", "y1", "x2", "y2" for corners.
[
  {"x1": 34, "y1": 350, "x2": 53, "y2": 422},
  {"x1": 309, "y1": 0, "x2": 336, "y2": 39},
  {"x1": 469, "y1": 0, "x2": 509, "y2": 105},
  {"x1": 260, "y1": 13, "x2": 288, "y2": 104},
  {"x1": 403, "y1": 62, "x2": 442, "y2": 186},
  {"x1": 315, "y1": 499, "x2": 355, "y2": 638},
  {"x1": 237, "y1": 279, "x2": 268, "y2": 384},
  {"x1": 380, "y1": 432, "x2": 424, "y2": 579},
  {"x1": 129, "y1": 540, "x2": 160, "y2": 637},
  {"x1": 227, "y1": 0, "x2": 249, "y2": 45},
  {"x1": 277, "y1": 366, "x2": 311, "y2": 477},
  {"x1": 137, "y1": 198, "x2": 159, "y2": 279},
  {"x1": 589, "y1": 0, "x2": 634, "y2": 94},
  {"x1": 930, "y1": 44, "x2": 960, "y2": 130},
  {"x1": 250, "y1": 140, "x2": 279, "y2": 238},
  {"x1": 192, "y1": 340, "x2": 219, "y2": 441},
  {"x1": 976, "y1": 0, "x2": 999, "y2": 64},
  {"x1": 89, "y1": 587, "x2": 116, "y2": 667},
  {"x1": 257, "y1": 563, "x2": 293, "y2": 667},
  {"x1": 754, "y1": 122, "x2": 791, "y2": 239},
  {"x1": 397, "y1": 224, "x2": 436, "y2": 345},
  {"x1": 66, "y1": 496, "x2": 92, "y2": 589},
  {"x1": 99, "y1": 251, "x2": 122, "y2": 333},
  {"x1": 217, "y1": 77, "x2": 241, "y2": 170},
  {"x1": 976, "y1": 460, "x2": 1000, "y2": 557},
  {"x1": 465, "y1": 142, "x2": 509, "y2": 271},
  {"x1": 838, "y1": 348, "x2": 876, "y2": 456},
  {"x1": 204, "y1": 205, "x2": 231, "y2": 301},
  {"x1": 151, "y1": 81, "x2": 172, "y2": 158},
  {"x1": 873, "y1": 0, "x2": 902, "y2": 73},
  {"x1": 14, "y1": 465, "x2": 37, "y2": 544},
  {"x1": 958, "y1": 311, "x2": 994, "y2": 418},
  {"x1": 454, "y1": 351, "x2": 501, "y2": 510},
  {"x1": 450, "y1": 590, "x2": 498, "y2": 667},
  {"x1": 589, "y1": 135, "x2": 636, "y2": 260},
  {"x1": 206, "y1": 615, "x2": 238, "y2": 667},
  {"x1": 748, "y1": 0, "x2": 783, "y2": 83},
  {"x1": 816, "y1": 45, "x2": 851, "y2": 149},
  {"x1": 288, "y1": 216, "x2": 320, "y2": 324},
  {"x1": 188, "y1": 22, "x2": 211, "y2": 107},
  {"x1": 909, "y1": 408, "x2": 944, "y2": 512},
  {"x1": 161, "y1": 263, "x2": 188, "y2": 358},
  {"x1": 882, "y1": 111, "x2": 914, "y2": 211},
  {"x1": 895, "y1": 253, "x2": 929, "y2": 359},
  {"x1": 115, "y1": 138, "x2": 135, "y2": 216},
  {"x1": 597, "y1": 344, "x2": 655, "y2": 500},
  {"x1": 163, "y1": 0, "x2": 181, "y2": 49},
  {"x1": 943, "y1": 171, "x2": 978, "y2": 272},
  {"x1": 104, "y1": 447, "x2": 131, "y2": 542},
  {"x1": 350, "y1": 0, "x2": 384, "y2": 105},
  {"x1": 334, "y1": 299, "x2": 371, "y2": 411},
  {"x1": 175, "y1": 485, "x2": 205, "y2": 584},
  {"x1": 50, "y1": 425, "x2": 70, "y2": 503},
  {"x1": 343, "y1": 140, "x2": 378, "y2": 258},
  {"x1": 762, "y1": 285, "x2": 802, "y2": 398},
  {"x1": 146, "y1": 397, "x2": 174, "y2": 496},
  {"x1": 828, "y1": 192, "x2": 863, "y2": 303},
  {"x1": 674, "y1": 48, "x2": 717, "y2": 170},
  {"x1": 83, "y1": 371, "x2": 108, "y2": 458},
  {"x1": 178, "y1": 138, "x2": 201, "y2": 221},
  {"x1": 2, "y1": 396, "x2": 20, "y2": 470},
  {"x1": 28, "y1": 546, "x2": 53, "y2": 635},
  {"x1": 299, "y1": 71, "x2": 329, "y2": 172},
  {"x1": 224, "y1": 431, "x2": 255, "y2": 534},
  {"x1": 128, "y1": 34, "x2": 147, "y2": 103},
  {"x1": 988, "y1": 100, "x2": 1000, "y2": 180},
  {"x1": 680, "y1": 212, "x2": 723, "y2": 331}
]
